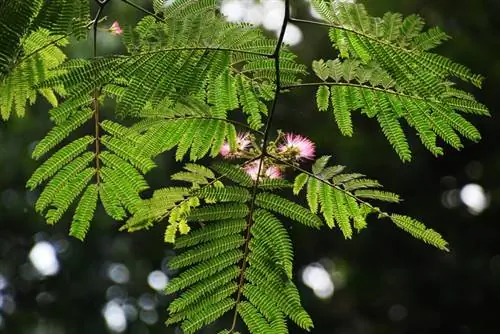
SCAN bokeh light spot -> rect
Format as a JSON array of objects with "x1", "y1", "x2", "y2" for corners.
[
  {"x1": 138, "y1": 293, "x2": 157, "y2": 311},
  {"x1": 140, "y1": 309, "x2": 158, "y2": 325},
  {"x1": 102, "y1": 301, "x2": 127, "y2": 333},
  {"x1": 0, "y1": 274, "x2": 7, "y2": 290},
  {"x1": 147, "y1": 270, "x2": 168, "y2": 292},
  {"x1": 460, "y1": 183, "x2": 489, "y2": 214},
  {"x1": 107, "y1": 263, "x2": 130, "y2": 284},
  {"x1": 29, "y1": 241, "x2": 59, "y2": 276},
  {"x1": 301, "y1": 262, "x2": 334, "y2": 299}
]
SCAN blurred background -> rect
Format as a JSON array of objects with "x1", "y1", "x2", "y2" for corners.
[{"x1": 1, "y1": 0, "x2": 499, "y2": 333}]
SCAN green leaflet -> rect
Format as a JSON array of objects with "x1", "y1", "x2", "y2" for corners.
[
  {"x1": 390, "y1": 214, "x2": 448, "y2": 251},
  {"x1": 255, "y1": 192, "x2": 323, "y2": 228},
  {"x1": 69, "y1": 183, "x2": 98, "y2": 240}
]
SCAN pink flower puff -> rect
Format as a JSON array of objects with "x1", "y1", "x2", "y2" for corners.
[
  {"x1": 243, "y1": 160, "x2": 282, "y2": 181},
  {"x1": 278, "y1": 133, "x2": 315, "y2": 160},
  {"x1": 264, "y1": 165, "x2": 282, "y2": 179},
  {"x1": 109, "y1": 21, "x2": 123, "y2": 35},
  {"x1": 220, "y1": 132, "x2": 251, "y2": 158}
]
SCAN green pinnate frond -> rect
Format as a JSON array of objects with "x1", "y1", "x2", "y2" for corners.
[
  {"x1": 188, "y1": 203, "x2": 249, "y2": 221},
  {"x1": 133, "y1": 101, "x2": 237, "y2": 161},
  {"x1": 236, "y1": 75, "x2": 264, "y2": 130},
  {"x1": 99, "y1": 152, "x2": 149, "y2": 193},
  {"x1": 253, "y1": 209, "x2": 294, "y2": 279},
  {"x1": 377, "y1": 109, "x2": 411, "y2": 162},
  {"x1": 312, "y1": 60, "x2": 329, "y2": 81},
  {"x1": 35, "y1": 152, "x2": 93, "y2": 213},
  {"x1": 331, "y1": 173, "x2": 365, "y2": 185},
  {"x1": 99, "y1": 182, "x2": 127, "y2": 221},
  {"x1": 27, "y1": 136, "x2": 94, "y2": 189},
  {"x1": 412, "y1": 27, "x2": 450, "y2": 51},
  {"x1": 428, "y1": 111, "x2": 463, "y2": 149},
  {"x1": 381, "y1": 12, "x2": 402, "y2": 42},
  {"x1": 100, "y1": 167, "x2": 142, "y2": 214},
  {"x1": 354, "y1": 189, "x2": 400, "y2": 203},
  {"x1": 255, "y1": 192, "x2": 323, "y2": 228},
  {"x1": 195, "y1": 186, "x2": 252, "y2": 203},
  {"x1": 172, "y1": 171, "x2": 211, "y2": 186},
  {"x1": 122, "y1": 187, "x2": 190, "y2": 231},
  {"x1": 242, "y1": 285, "x2": 288, "y2": 333},
  {"x1": 312, "y1": 155, "x2": 331, "y2": 175},
  {"x1": 390, "y1": 214, "x2": 449, "y2": 251},
  {"x1": 174, "y1": 219, "x2": 247, "y2": 249},
  {"x1": 321, "y1": 165, "x2": 347, "y2": 179},
  {"x1": 443, "y1": 97, "x2": 490, "y2": 116},
  {"x1": 69, "y1": 183, "x2": 98, "y2": 241},
  {"x1": 211, "y1": 162, "x2": 253, "y2": 187},
  {"x1": 257, "y1": 178, "x2": 292, "y2": 191},
  {"x1": 181, "y1": 298, "x2": 235, "y2": 334},
  {"x1": 101, "y1": 135, "x2": 156, "y2": 174},
  {"x1": 1, "y1": 28, "x2": 67, "y2": 120},
  {"x1": 168, "y1": 268, "x2": 239, "y2": 314},
  {"x1": 430, "y1": 104, "x2": 481, "y2": 142},
  {"x1": 45, "y1": 167, "x2": 94, "y2": 224},
  {"x1": 306, "y1": 177, "x2": 319, "y2": 214},
  {"x1": 100, "y1": 120, "x2": 142, "y2": 145},
  {"x1": 49, "y1": 96, "x2": 93, "y2": 124},
  {"x1": 296, "y1": 156, "x2": 404, "y2": 236},
  {"x1": 245, "y1": 263, "x2": 313, "y2": 330},
  {"x1": 169, "y1": 235, "x2": 245, "y2": 270},
  {"x1": 330, "y1": 85, "x2": 354, "y2": 136},
  {"x1": 238, "y1": 301, "x2": 274, "y2": 334},
  {"x1": 32, "y1": 108, "x2": 93, "y2": 159},
  {"x1": 318, "y1": 183, "x2": 353, "y2": 237},
  {"x1": 167, "y1": 284, "x2": 237, "y2": 326},
  {"x1": 316, "y1": 85, "x2": 330, "y2": 111},
  {"x1": 165, "y1": 249, "x2": 242, "y2": 294},
  {"x1": 35, "y1": 0, "x2": 90, "y2": 39},
  {"x1": 309, "y1": 1, "x2": 488, "y2": 159},
  {"x1": 399, "y1": 14, "x2": 425, "y2": 45},
  {"x1": 184, "y1": 163, "x2": 216, "y2": 179},
  {"x1": 343, "y1": 178, "x2": 382, "y2": 191},
  {"x1": 344, "y1": 194, "x2": 368, "y2": 231},
  {"x1": 293, "y1": 173, "x2": 308, "y2": 195}
]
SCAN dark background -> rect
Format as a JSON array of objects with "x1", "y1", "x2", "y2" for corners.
[{"x1": 1, "y1": 0, "x2": 499, "y2": 333}]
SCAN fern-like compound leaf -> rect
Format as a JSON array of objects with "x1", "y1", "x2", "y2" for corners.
[
  {"x1": 27, "y1": 136, "x2": 94, "y2": 189},
  {"x1": 309, "y1": 0, "x2": 488, "y2": 160},
  {"x1": 69, "y1": 183, "x2": 98, "y2": 240},
  {"x1": 390, "y1": 214, "x2": 448, "y2": 251},
  {"x1": 255, "y1": 192, "x2": 323, "y2": 228}
]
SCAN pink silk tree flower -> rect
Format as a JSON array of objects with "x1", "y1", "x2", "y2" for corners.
[
  {"x1": 265, "y1": 165, "x2": 282, "y2": 179},
  {"x1": 243, "y1": 160, "x2": 261, "y2": 180},
  {"x1": 279, "y1": 133, "x2": 315, "y2": 160},
  {"x1": 220, "y1": 133, "x2": 250, "y2": 158},
  {"x1": 109, "y1": 21, "x2": 123, "y2": 35}
]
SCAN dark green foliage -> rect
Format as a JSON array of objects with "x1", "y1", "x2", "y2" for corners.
[
  {"x1": 0, "y1": 0, "x2": 89, "y2": 119},
  {"x1": 293, "y1": 155, "x2": 445, "y2": 245},
  {"x1": 309, "y1": 0, "x2": 488, "y2": 161},
  {"x1": 3, "y1": 0, "x2": 485, "y2": 332}
]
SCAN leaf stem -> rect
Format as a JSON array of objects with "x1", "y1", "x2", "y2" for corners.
[
  {"x1": 281, "y1": 81, "x2": 431, "y2": 102},
  {"x1": 229, "y1": 1, "x2": 290, "y2": 332},
  {"x1": 92, "y1": 1, "x2": 109, "y2": 185}
]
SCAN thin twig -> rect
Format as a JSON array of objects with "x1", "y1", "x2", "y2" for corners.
[
  {"x1": 281, "y1": 81, "x2": 429, "y2": 102},
  {"x1": 92, "y1": 1, "x2": 109, "y2": 185},
  {"x1": 265, "y1": 153, "x2": 391, "y2": 218},
  {"x1": 289, "y1": 17, "x2": 415, "y2": 54},
  {"x1": 228, "y1": 1, "x2": 290, "y2": 332},
  {"x1": 120, "y1": 0, "x2": 165, "y2": 22}
]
